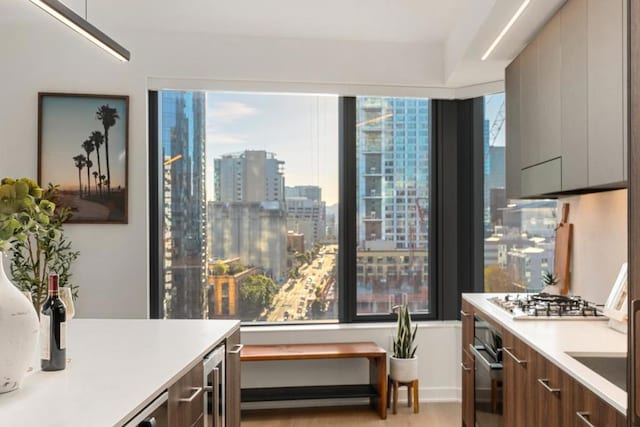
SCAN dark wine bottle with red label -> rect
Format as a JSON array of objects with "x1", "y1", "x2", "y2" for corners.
[{"x1": 40, "y1": 274, "x2": 66, "y2": 371}]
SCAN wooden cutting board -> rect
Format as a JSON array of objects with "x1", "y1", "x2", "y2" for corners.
[{"x1": 555, "y1": 203, "x2": 573, "y2": 295}]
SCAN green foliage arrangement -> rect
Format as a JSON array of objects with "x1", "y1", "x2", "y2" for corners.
[
  {"x1": 392, "y1": 304, "x2": 418, "y2": 359},
  {"x1": 0, "y1": 178, "x2": 79, "y2": 313}
]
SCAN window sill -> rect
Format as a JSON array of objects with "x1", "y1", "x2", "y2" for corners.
[{"x1": 240, "y1": 319, "x2": 460, "y2": 334}]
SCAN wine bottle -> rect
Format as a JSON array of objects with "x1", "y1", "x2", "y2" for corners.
[{"x1": 40, "y1": 274, "x2": 66, "y2": 371}]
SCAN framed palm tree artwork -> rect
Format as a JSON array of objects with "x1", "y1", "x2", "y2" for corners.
[{"x1": 38, "y1": 93, "x2": 129, "y2": 224}]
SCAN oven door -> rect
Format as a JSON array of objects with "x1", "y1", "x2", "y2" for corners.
[
  {"x1": 204, "y1": 345, "x2": 226, "y2": 427},
  {"x1": 470, "y1": 343, "x2": 503, "y2": 427}
]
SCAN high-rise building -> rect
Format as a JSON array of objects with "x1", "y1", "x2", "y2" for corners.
[
  {"x1": 160, "y1": 91, "x2": 207, "y2": 319},
  {"x1": 285, "y1": 185, "x2": 326, "y2": 248},
  {"x1": 210, "y1": 150, "x2": 287, "y2": 282},
  {"x1": 214, "y1": 150, "x2": 285, "y2": 203},
  {"x1": 356, "y1": 97, "x2": 430, "y2": 250},
  {"x1": 355, "y1": 97, "x2": 430, "y2": 313}
]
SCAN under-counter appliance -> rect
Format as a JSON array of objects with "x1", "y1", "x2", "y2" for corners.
[
  {"x1": 489, "y1": 293, "x2": 606, "y2": 319},
  {"x1": 472, "y1": 313, "x2": 503, "y2": 427},
  {"x1": 204, "y1": 344, "x2": 226, "y2": 427}
]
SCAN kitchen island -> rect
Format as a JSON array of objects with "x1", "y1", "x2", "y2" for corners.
[
  {"x1": 462, "y1": 293, "x2": 627, "y2": 426},
  {"x1": 0, "y1": 319, "x2": 240, "y2": 427}
]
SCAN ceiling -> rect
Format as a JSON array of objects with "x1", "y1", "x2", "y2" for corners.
[{"x1": 2, "y1": 0, "x2": 566, "y2": 87}]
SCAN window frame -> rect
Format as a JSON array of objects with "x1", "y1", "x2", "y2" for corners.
[{"x1": 148, "y1": 91, "x2": 480, "y2": 323}]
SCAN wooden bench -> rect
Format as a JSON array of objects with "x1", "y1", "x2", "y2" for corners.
[{"x1": 240, "y1": 342, "x2": 387, "y2": 419}]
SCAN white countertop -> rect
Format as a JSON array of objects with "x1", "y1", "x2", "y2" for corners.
[
  {"x1": 0, "y1": 319, "x2": 239, "y2": 427},
  {"x1": 463, "y1": 293, "x2": 627, "y2": 414}
]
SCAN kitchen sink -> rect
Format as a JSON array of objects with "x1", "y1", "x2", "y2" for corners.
[{"x1": 567, "y1": 352, "x2": 627, "y2": 392}]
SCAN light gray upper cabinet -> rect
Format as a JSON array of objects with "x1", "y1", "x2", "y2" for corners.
[
  {"x1": 587, "y1": 0, "x2": 626, "y2": 187},
  {"x1": 519, "y1": 37, "x2": 539, "y2": 169},
  {"x1": 560, "y1": 0, "x2": 588, "y2": 191},
  {"x1": 505, "y1": 57, "x2": 521, "y2": 199},
  {"x1": 537, "y1": 10, "x2": 562, "y2": 163},
  {"x1": 505, "y1": 0, "x2": 627, "y2": 198}
]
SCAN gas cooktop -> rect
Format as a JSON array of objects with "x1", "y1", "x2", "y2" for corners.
[{"x1": 489, "y1": 293, "x2": 606, "y2": 320}]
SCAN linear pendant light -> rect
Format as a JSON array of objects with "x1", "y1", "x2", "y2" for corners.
[
  {"x1": 30, "y1": 0, "x2": 130, "y2": 62},
  {"x1": 481, "y1": 0, "x2": 530, "y2": 61}
]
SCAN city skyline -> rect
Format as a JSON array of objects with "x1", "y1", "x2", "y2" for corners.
[{"x1": 206, "y1": 92, "x2": 339, "y2": 205}]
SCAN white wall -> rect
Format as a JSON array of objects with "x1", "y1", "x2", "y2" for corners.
[
  {"x1": 558, "y1": 189, "x2": 628, "y2": 304},
  {"x1": 0, "y1": 18, "x2": 467, "y2": 403}
]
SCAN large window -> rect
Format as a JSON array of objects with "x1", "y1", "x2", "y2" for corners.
[
  {"x1": 355, "y1": 97, "x2": 431, "y2": 315},
  {"x1": 483, "y1": 93, "x2": 557, "y2": 292},
  {"x1": 157, "y1": 91, "x2": 338, "y2": 321},
  {"x1": 151, "y1": 92, "x2": 434, "y2": 322}
]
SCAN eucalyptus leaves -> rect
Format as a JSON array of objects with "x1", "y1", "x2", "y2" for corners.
[{"x1": 0, "y1": 178, "x2": 78, "y2": 312}]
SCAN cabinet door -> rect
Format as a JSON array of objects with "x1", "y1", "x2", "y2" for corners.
[
  {"x1": 537, "y1": 9, "x2": 562, "y2": 163},
  {"x1": 505, "y1": 56, "x2": 522, "y2": 199},
  {"x1": 503, "y1": 331, "x2": 536, "y2": 427},
  {"x1": 560, "y1": 0, "x2": 588, "y2": 191},
  {"x1": 587, "y1": 0, "x2": 625, "y2": 186},
  {"x1": 535, "y1": 353, "x2": 574, "y2": 427},
  {"x1": 460, "y1": 300, "x2": 474, "y2": 350},
  {"x1": 461, "y1": 347, "x2": 475, "y2": 427},
  {"x1": 225, "y1": 329, "x2": 241, "y2": 427},
  {"x1": 520, "y1": 38, "x2": 540, "y2": 169},
  {"x1": 169, "y1": 362, "x2": 204, "y2": 427},
  {"x1": 573, "y1": 382, "x2": 626, "y2": 427}
]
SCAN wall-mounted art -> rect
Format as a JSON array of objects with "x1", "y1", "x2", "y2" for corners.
[{"x1": 38, "y1": 93, "x2": 129, "y2": 224}]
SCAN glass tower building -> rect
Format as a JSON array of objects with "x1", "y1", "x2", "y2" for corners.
[{"x1": 160, "y1": 91, "x2": 207, "y2": 319}]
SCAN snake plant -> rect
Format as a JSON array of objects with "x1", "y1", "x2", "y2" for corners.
[{"x1": 392, "y1": 304, "x2": 418, "y2": 359}]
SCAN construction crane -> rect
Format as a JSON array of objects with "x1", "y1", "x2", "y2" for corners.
[
  {"x1": 489, "y1": 99, "x2": 505, "y2": 147},
  {"x1": 408, "y1": 197, "x2": 428, "y2": 290}
]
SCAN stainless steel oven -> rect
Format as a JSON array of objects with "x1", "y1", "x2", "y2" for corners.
[
  {"x1": 204, "y1": 344, "x2": 225, "y2": 427},
  {"x1": 471, "y1": 313, "x2": 503, "y2": 427}
]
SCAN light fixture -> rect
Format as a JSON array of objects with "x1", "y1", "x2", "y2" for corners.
[
  {"x1": 30, "y1": 0, "x2": 130, "y2": 62},
  {"x1": 481, "y1": 0, "x2": 530, "y2": 61}
]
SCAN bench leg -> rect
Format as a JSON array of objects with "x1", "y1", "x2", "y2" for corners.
[
  {"x1": 392, "y1": 381, "x2": 399, "y2": 415},
  {"x1": 369, "y1": 355, "x2": 387, "y2": 419}
]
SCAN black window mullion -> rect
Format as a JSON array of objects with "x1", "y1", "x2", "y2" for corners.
[{"x1": 148, "y1": 90, "x2": 162, "y2": 319}]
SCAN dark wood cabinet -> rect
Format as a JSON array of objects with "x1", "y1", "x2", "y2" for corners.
[
  {"x1": 168, "y1": 362, "x2": 205, "y2": 427},
  {"x1": 503, "y1": 330, "x2": 537, "y2": 427},
  {"x1": 460, "y1": 300, "x2": 474, "y2": 427},
  {"x1": 534, "y1": 352, "x2": 575, "y2": 427},
  {"x1": 226, "y1": 328, "x2": 242, "y2": 427},
  {"x1": 573, "y1": 382, "x2": 626, "y2": 427}
]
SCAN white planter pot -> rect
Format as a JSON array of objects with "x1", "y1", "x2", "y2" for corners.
[
  {"x1": 390, "y1": 356, "x2": 418, "y2": 382},
  {"x1": 0, "y1": 254, "x2": 39, "y2": 394}
]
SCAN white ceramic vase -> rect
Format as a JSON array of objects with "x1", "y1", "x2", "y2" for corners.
[
  {"x1": 390, "y1": 356, "x2": 418, "y2": 382},
  {"x1": 0, "y1": 254, "x2": 39, "y2": 394}
]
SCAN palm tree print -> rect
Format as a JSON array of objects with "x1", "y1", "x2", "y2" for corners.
[
  {"x1": 92, "y1": 171, "x2": 99, "y2": 191},
  {"x1": 72, "y1": 154, "x2": 87, "y2": 196},
  {"x1": 89, "y1": 130, "x2": 105, "y2": 195},
  {"x1": 81, "y1": 139, "x2": 95, "y2": 196},
  {"x1": 96, "y1": 105, "x2": 120, "y2": 193}
]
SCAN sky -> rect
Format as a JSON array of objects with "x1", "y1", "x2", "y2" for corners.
[
  {"x1": 205, "y1": 92, "x2": 339, "y2": 205},
  {"x1": 40, "y1": 96, "x2": 127, "y2": 190}
]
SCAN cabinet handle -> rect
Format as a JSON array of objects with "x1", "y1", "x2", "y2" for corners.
[
  {"x1": 503, "y1": 347, "x2": 527, "y2": 366},
  {"x1": 576, "y1": 412, "x2": 595, "y2": 427},
  {"x1": 460, "y1": 362, "x2": 472, "y2": 372},
  {"x1": 229, "y1": 344, "x2": 244, "y2": 355},
  {"x1": 537, "y1": 378, "x2": 561, "y2": 396},
  {"x1": 460, "y1": 310, "x2": 472, "y2": 318},
  {"x1": 178, "y1": 386, "x2": 202, "y2": 403}
]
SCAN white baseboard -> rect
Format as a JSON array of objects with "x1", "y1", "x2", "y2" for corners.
[{"x1": 241, "y1": 386, "x2": 461, "y2": 410}]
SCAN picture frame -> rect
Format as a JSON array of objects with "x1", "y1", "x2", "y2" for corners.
[
  {"x1": 38, "y1": 92, "x2": 129, "y2": 224},
  {"x1": 604, "y1": 262, "x2": 628, "y2": 323}
]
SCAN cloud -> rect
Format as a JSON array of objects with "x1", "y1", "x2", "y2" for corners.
[
  {"x1": 208, "y1": 101, "x2": 257, "y2": 122},
  {"x1": 207, "y1": 132, "x2": 247, "y2": 145}
]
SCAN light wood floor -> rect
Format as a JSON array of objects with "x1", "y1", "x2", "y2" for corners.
[{"x1": 242, "y1": 403, "x2": 461, "y2": 426}]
